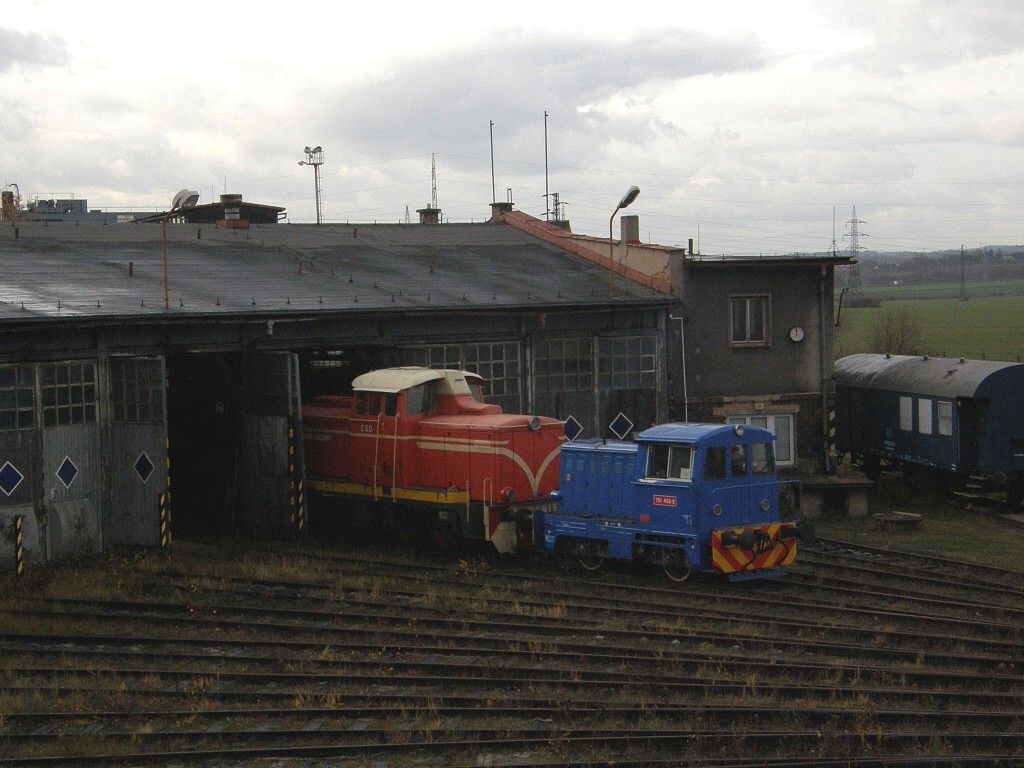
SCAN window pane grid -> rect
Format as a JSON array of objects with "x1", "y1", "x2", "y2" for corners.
[
  {"x1": 598, "y1": 335, "x2": 656, "y2": 390},
  {"x1": 41, "y1": 362, "x2": 99, "y2": 427},
  {"x1": 535, "y1": 338, "x2": 593, "y2": 394},
  {"x1": 109, "y1": 360, "x2": 164, "y2": 425},
  {"x1": 0, "y1": 364, "x2": 36, "y2": 430}
]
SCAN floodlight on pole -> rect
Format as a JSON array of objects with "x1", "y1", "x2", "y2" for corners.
[
  {"x1": 298, "y1": 145, "x2": 325, "y2": 224},
  {"x1": 608, "y1": 185, "x2": 640, "y2": 297}
]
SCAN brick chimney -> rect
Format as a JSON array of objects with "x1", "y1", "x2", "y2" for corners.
[{"x1": 620, "y1": 214, "x2": 640, "y2": 243}]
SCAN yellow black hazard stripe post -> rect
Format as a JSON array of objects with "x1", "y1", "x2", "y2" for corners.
[
  {"x1": 288, "y1": 420, "x2": 307, "y2": 541},
  {"x1": 159, "y1": 492, "x2": 172, "y2": 550},
  {"x1": 14, "y1": 515, "x2": 24, "y2": 581}
]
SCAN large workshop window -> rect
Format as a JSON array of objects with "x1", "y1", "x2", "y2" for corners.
[
  {"x1": 597, "y1": 334, "x2": 658, "y2": 437},
  {"x1": 110, "y1": 359, "x2": 165, "y2": 424},
  {"x1": 535, "y1": 338, "x2": 593, "y2": 395},
  {"x1": 41, "y1": 362, "x2": 98, "y2": 427},
  {"x1": 389, "y1": 342, "x2": 521, "y2": 413},
  {"x1": 730, "y1": 295, "x2": 769, "y2": 346},
  {"x1": 598, "y1": 335, "x2": 656, "y2": 390},
  {"x1": 0, "y1": 365, "x2": 35, "y2": 430},
  {"x1": 533, "y1": 337, "x2": 596, "y2": 435}
]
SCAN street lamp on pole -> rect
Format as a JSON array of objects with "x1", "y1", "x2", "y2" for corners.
[
  {"x1": 608, "y1": 185, "x2": 640, "y2": 297},
  {"x1": 298, "y1": 145, "x2": 325, "y2": 224}
]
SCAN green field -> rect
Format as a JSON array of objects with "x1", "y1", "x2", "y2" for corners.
[
  {"x1": 856, "y1": 278, "x2": 1024, "y2": 301},
  {"x1": 835, "y1": 292, "x2": 1024, "y2": 362}
]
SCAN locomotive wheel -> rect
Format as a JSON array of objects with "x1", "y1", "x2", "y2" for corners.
[
  {"x1": 663, "y1": 552, "x2": 692, "y2": 583},
  {"x1": 577, "y1": 541, "x2": 605, "y2": 572}
]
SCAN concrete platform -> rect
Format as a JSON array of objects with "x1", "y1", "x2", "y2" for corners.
[{"x1": 796, "y1": 473, "x2": 875, "y2": 518}]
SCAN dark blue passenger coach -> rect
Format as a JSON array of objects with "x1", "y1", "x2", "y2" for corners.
[{"x1": 834, "y1": 353, "x2": 1024, "y2": 509}]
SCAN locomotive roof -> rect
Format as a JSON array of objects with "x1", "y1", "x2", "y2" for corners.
[
  {"x1": 834, "y1": 353, "x2": 1024, "y2": 398},
  {"x1": 639, "y1": 422, "x2": 775, "y2": 444},
  {"x1": 351, "y1": 367, "x2": 483, "y2": 394}
]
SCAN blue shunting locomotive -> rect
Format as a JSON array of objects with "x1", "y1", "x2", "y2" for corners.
[
  {"x1": 834, "y1": 353, "x2": 1024, "y2": 510},
  {"x1": 538, "y1": 422, "x2": 806, "y2": 581}
]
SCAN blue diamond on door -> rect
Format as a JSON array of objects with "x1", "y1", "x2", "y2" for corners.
[
  {"x1": 56, "y1": 456, "x2": 79, "y2": 489},
  {"x1": 0, "y1": 461, "x2": 24, "y2": 496},
  {"x1": 609, "y1": 412, "x2": 634, "y2": 440},
  {"x1": 564, "y1": 415, "x2": 584, "y2": 443},
  {"x1": 135, "y1": 451, "x2": 155, "y2": 483}
]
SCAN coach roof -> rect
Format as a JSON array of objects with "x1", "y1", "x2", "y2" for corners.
[{"x1": 834, "y1": 353, "x2": 1024, "y2": 399}]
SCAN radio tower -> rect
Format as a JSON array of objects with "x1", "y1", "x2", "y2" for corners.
[
  {"x1": 431, "y1": 153, "x2": 438, "y2": 210},
  {"x1": 842, "y1": 205, "x2": 867, "y2": 292}
]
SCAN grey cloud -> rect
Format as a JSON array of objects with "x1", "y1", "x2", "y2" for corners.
[
  {"x1": 0, "y1": 28, "x2": 67, "y2": 72},
  {"x1": 312, "y1": 29, "x2": 772, "y2": 163},
  {"x1": 815, "y1": 1, "x2": 1024, "y2": 75}
]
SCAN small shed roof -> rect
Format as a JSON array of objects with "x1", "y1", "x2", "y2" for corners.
[{"x1": 834, "y1": 353, "x2": 1023, "y2": 398}]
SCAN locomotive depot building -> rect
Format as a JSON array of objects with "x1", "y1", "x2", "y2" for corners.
[{"x1": 0, "y1": 194, "x2": 851, "y2": 566}]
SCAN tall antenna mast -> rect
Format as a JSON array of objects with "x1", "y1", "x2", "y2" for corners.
[
  {"x1": 828, "y1": 206, "x2": 840, "y2": 255},
  {"x1": 489, "y1": 120, "x2": 496, "y2": 204},
  {"x1": 543, "y1": 110, "x2": 550, "y2": 221},
  {"x1": 843, "y1": 205, "x2": 867, "y2": 292},
  {"x1": 430, "y1": 153, "x2": 438, "y2": 210}
]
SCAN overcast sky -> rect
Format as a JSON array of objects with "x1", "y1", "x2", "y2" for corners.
[{"x1": 2, "y1": 1, "x2": 1022, "y2": 255}]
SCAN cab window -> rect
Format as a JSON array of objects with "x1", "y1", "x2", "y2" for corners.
[
  {"x1": 730, "y1": 444, "x2": 747, "y2": 477},
  {"x1": 646, "y1": 444, "x2": 694, "y2": 481},
  {"x1": 406, "y1": 382, "x2": 438, "y2": 416},
  {"x1": 355, "y1": 392, "x2": 372, "y2": 415},
  {"x1": 752, "y1": 442, "x2": 774, "y2": 475},
  {"x1": 704, "y1": 447, "x2": 726, "y2": 480},
  {"x1": 382, "y1": 393, "x2": 397, "y2": 417}
]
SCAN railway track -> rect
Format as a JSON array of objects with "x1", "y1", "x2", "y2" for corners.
[{"x1": 3, "y1": 540, "x2": 1024, "y2": 766}]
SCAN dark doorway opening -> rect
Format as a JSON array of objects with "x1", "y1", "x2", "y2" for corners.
[{"x1": 166, "y1": 352, "x2": 243, "y2": 539}]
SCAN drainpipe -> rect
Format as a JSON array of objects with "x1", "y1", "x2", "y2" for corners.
[
  {"x1": 818, "y1": 265, "x2": 831, "y2": 473},
  {"x1": 669, "y1": 314, "x2": 689, "y2": 422}
]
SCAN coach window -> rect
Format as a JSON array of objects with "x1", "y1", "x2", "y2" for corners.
[
  {"x1": 899, "y1": 396, "x2": 913, "y2": 431},
  {"x1": 937, "y1": 400, "x2": 953, "y2": 436},
  {"x1": 917, "y1": 398, "x2": 933, "y2": 435},
  {"x1": 730, "y1": 295, "x2": 769, "y2": 347},
  {"x1": 704, "y1": 447, "x2": 726, "y2": 480}
]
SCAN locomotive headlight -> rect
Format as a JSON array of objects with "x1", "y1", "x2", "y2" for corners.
[
  {"x1": 528, "y1": 416, "x2": 541, "y2": 432},
  {"x1": 760, "y1": 498, "x2": 770, "y2": 511},
  {"x1": 502, "y1": 486, "x2": 516, "y2": 502}
]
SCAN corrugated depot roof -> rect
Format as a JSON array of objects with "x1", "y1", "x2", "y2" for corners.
[
  {"x1": 834, "y1": 353, "x2": 1024, "y2": 398},
  {"x1": 0, "y1": 221, "x2": 670, "y2": 323},
  {"x1": 351, "y1": 367, "x2": 482, "y2": 394}
]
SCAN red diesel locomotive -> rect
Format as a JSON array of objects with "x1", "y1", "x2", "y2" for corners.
[{"x1": 303, "y1": 367, "x2": 564, "y2": 552}]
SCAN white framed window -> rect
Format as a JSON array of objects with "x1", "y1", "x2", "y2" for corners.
[
  {"x1": 899, "y1": 396, "x2": 913, "y2": 432},
  {"x1": 646, "y1": 443, "x2": 694, "y2": 481},
  {"x1": 727, "y1": 414, "x2": 794, "y2": 466},
  {"x1": 918, "y1": 398, "x2": 933, "y2": 435},
  {"x1": 730, "y1": 295, "x2": 769, "y2": 346},
  {"x1": 937, "y1": 400, "x2": 953, "y2": 437}
]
